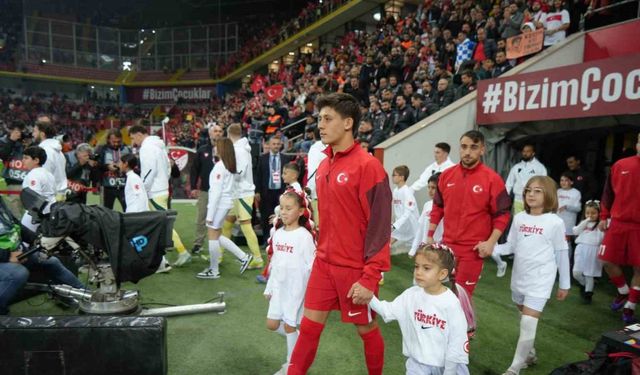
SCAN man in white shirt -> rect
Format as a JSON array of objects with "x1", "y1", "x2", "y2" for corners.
[
  {"x1": 411, "y1": 142, "x2": 455, "y2": 192},
  {"x1": 129, "y1": 125, "x2": 191, "y2": 267},
  {"x1": 32, "y1": 117, "x2": 67, "y2": 199},
  {"x1": 306, "y1": 136, "x2": 327, "y2": 228},
  {"x1": 222, "y1": 124, "x2": 264, "y2": 269},
  {"x1": 505, "y1": 144, "x2": 548, "y2": 214},
  {"x1": 542, "y1": 0, "x2": 570, "y2": 47}
]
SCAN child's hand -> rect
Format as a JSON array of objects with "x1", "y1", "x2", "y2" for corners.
[{"x1": 556, "y1": 289, "x2": 569, "y2": 301}]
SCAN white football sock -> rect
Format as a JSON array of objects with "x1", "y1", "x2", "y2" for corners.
[
  {"x1": 584, "y1": 276, "x2": 594, "y2": 292},
  {"x1": 275, "y1": 322, "x2": 286, "y2": 337},
  {"x1": 492, "y1": 251, "x2": 506, "y2": 267},
  {"x1": 572, "y1": 270, "x2": 585, "y2": 286},
  {"x1": 208, "y1": 240, "x2": 220, "y2": 273},
  {"x1": 508, "y1": 315, "x2": 539, "y2": 373},
  {"x1": 286, "y1": 330, "x2": 299, "y2": 362},
  {"x1": 619, "y1": 285, "x2": 630, "y2": 294},
  {"x1": 219, "y1": 235, "x2": 248, "y2": 261}
]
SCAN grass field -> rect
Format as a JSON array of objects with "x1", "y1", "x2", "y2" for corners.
[{"x1": 10, "y1": 201, "x2": 625, "y2": 375}]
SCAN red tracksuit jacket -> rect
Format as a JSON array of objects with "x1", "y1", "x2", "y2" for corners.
[
  {"x1": 430, "y1": 162, "x2": 511, "y2": 248},
  {"x1": 315, "y1": 142, "x2": 391, "y2": 291},
  {"x1": 600, "y1": 155, "x2": 640, "y2": 226}
]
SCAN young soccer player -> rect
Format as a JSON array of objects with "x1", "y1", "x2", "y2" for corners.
[
  {"x1": 557, "y1": 172, "x2": 582, "y2": 237},
  {"x1": 369, "y1": 243, "x2": 470, "y2": 375},
  {"x1": 197, "y1": 138, "x2": 253, "y2": 279},
  {"x1": 391, "y1": 165, "x2": 419, "y2": 248},
  {"x1": 410, "y1": 173, "x2": 443, "y2": 257},
  {"x1": 120, "y1": 154, "x2": 172, "y2": 274},
  {"x1": 572, "y1": 200, "x2": 604, "y2": 304},
  {"x1": 265, "y1": 190, "x2": 316, "y2": 375},
  {"x1": 499, "y1": 176, "x2": 570, "y2": 375},
  {"x1": 21, "y1": 146, "x2": 56, "y2": 232}
]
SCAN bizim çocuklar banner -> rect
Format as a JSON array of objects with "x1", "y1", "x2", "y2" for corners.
[
  {"x1": 127, "y1": 86, "x2": 216, "y2": 104},
  {"x1": 477, "y1": 54, "x2": 640, "y2": 125}
]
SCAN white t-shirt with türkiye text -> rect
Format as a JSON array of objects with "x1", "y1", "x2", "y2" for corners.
[
  {"x1": 503, "y1": 212, "x2": 569, "y2": 299},
  {"x1": 125, "y1": 170, "x2": 149, "y2": 213},
  {"x1": 370, "y1": 286, "x2": 469, "y2": 368}
]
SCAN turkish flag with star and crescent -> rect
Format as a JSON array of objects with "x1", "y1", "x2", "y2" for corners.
[{"x1": 265, "y1": 84, "x2": 284, "y2": 102}]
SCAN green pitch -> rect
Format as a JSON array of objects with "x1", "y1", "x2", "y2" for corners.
[{"x1": 10, "y1": 202, "x2": 624, "y2": 374}]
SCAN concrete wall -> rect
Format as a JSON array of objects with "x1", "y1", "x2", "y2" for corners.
[{"x1": 376, "y1": 32, "x2": 586, "y2": 206}]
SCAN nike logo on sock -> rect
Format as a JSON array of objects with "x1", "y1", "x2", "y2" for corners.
[{"x1": 347, "y1": 311, "x2": 362, "y2": 317}]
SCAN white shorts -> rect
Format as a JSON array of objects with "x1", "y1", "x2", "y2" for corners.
[
  {"x1": 405, "y1": 357, "x2": 469, "y2": 375},
  {"x1": 511, "y1": 291, "x2": 548, "y2": 312},
  {"x1": 573, "y1": 243, "x2": 603, "y2": 277},
  {"x1": 206, "y1": 206, "x2": 231, "y2": 229},
  {"x1": 266, "y1": 287, "x2": 304, "y2": 328}
]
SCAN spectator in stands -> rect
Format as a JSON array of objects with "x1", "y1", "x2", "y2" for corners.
[
  {"x1": 343, "y1": 76, "x2": 368, "y2": 106},
  {"x1": 33, "y1": 117, "x2": 67, "y2": 199},
  {"x1": 264, "y1": 105, "x2": 284, "y2": 138},
  {"x1": 454, "y1": 70, "x2": 477, "y2": 100},
  {"x1": 500, "y1": 1, "x2": 524, "y2": 39},
  {"x1": 189, "y1": 125, "x2": 223, "y2": 254},
  {"x1": 530, "y1": 0, "x2": 547, "y2": 29},
  {"x1": 356, "y1": 118, "x2": 384, "y2": 152},
  {"x1": 476, "y1": 58, "x2": 495, "y2": 80},
  {"x1": 0, "y1": 121, "x2": 28, "y2": 218},
  {"x1": 392, "y1": 95, "x2": 415, "y2": 135},
  {"x1": 411, "y1": 93, "x2": 430, "y2": 122},
  {"x1": 493, "y1": 50, "x2": 513, "y2": 77},
  {"x1": 472, "y1": 27, "x2": 498, "y2": 62},
  {"x1": 433, "y1": 78, "x2": 454, "y2": 110},
  {"x1": 543, "y1": 0, "x2": 571, "y2": 47},
  {"x1": 96, "y1": 129, "x2": 130, "y2": 211},
  {"x1": 65, "y1": 143, "x2": 99, "y2": 204},
  {"x1": 455, "y1": 31, "x2": 475, "y2": 71}
]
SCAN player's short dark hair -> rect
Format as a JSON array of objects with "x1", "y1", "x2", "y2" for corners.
[
  {"x1": 460, "y1": 130, "x2": 484, "y2": 144},
  {"x1": 107, "y1": 129, "x2": 123, "y2": 139},
  {"x1": 35, "y1": 120, "x2": 56, "y2": 138},
  {"x1": 129, "y1": 125, "x2": 148, "y2": 135},
  {"x1": 560, "y1": 171, "x2": 575, "y2": 182},
  {"x1": 24, "y1": 146, "x2": 47, "y2": 165},
  {"x1": 121, "y1": 153, "x2": 139, "y2": 170},
  {"x1": 522, "y1": 143, "x2": 536, "y2": 152},
  {"x1": 7, "y1": 121, "x2": 25, "y2": 131},
  {"x1": 428, "y1": 172, "x2": 441, "y2": 185},
  {"x1": 435, "y1": 142, "x2": 451, "y2": 154},
  {"x1": 393, "y1": 165, "x2": 410, "y2": 181},
  {"x1": 316, "y1": 93, "x2": 361, "y2": 130}
]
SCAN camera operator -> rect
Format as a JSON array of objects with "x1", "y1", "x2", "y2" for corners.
[
  {"x1": 95, "y1": 129, "x2": 130, "y2": 211},
  {"x1": 0, "y1": 121, "x2": 29, "y2": 218},
  {"x1": 65, "y1": 143, "x2": 100, "y2": 204}
]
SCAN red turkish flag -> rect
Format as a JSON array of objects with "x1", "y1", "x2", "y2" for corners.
[
  {"x1": 265, "y1": 84, "x2": 284, "y2": 102},
  {"x1": 250, "y1": 74, "x2": 266, "y2": 93}
]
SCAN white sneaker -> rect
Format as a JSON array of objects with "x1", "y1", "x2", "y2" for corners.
[
  {"x1": 239, "y1": 254, "x2": 253, "y2": 274},
  {"x1": 196, "y1": 268, "x2": 220, "y2": 279},
  {"x1": 155, "y1": 260, "x2": 172, "y2": 274},
  {"x1": 496, "y1": 262, "x2": 507, "y2": 278},
  {"x1": 174, "y1": 251, "x2": 192, "y2": 267}
]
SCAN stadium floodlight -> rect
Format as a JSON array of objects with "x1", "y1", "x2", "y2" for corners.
[
  {"x1": 140, "y1": 40, "x2": 144, "y2": 44},
  {"x1": 306, "y1": 43, "x2": 313, "y2": 47},
  {"x1": 288, "y1": 52, "x2": 295, "y2": 56},
  {"x1": 152, "y1": 30, "x2": 156, "y2": 34},
  {"x1": 41, "y1": 59, "x2": 46, "y2": 64},
  {"x1": 373, "y1": 12, "x2": 382, "y2": 21},
  {"x1": 90, "y1": 86, "x2": 95, "y2": 89},
  {"x1": 122, "y1": 61, "x2": 132, "y2": 71},
  {"x1": 110, "y1": 87, "x2": 114, "y2": 91}
]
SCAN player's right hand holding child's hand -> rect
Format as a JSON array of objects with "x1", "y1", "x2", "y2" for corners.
[{"x1": 556, "y1": 289, "x2": 569, "y2": 301}]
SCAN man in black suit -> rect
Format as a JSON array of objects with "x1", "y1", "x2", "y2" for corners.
[{"x1": 255, "y1": 135, "x2": 291, "y2": 244}]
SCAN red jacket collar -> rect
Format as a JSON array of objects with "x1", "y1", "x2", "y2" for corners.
[{"x1": 323, "y1": 141, "x2": 360, "y2": 160}]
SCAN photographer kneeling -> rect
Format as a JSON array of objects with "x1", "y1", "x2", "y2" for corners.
[
  {"x1": 65, "y1": 143, "x2": 99, "y2": 204},
  {"x1": 0, "y1": 121, "x2": 30, "y2": 219}
]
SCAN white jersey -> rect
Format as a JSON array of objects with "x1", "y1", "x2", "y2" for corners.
[
  {"x1": 39, "y1": 138, "x2": 67, "y2": 194},
  {"x1": 573, "y1": 219, "x2": 604, "y2": 246},
  {"x1": 557, "y1": 188, "x2": 581, "y2": 235},
  {"x1": 503, "y1": 212, "x2": 570, "y2": 299},
  {"x1": 207, "y1": 161, "x2": 235, "y2": 222},
  {"x1": 124, "y1": 170, "x2": 149, "y2": 213},
  {"x1": 264, "y1": 227, "x2": 316, "y2": 310},
  {"x1": 411, "y1": 158, "x2": 456, "y2": 192},
  {"x1": 542, "y1": 9, "x2": 570, "y2": 46},
  {"x1": 505, "y1": 158, "x2": 547, "y2": 203},
  {"x1": 392, "y1": 185, "x2": 419, "y2": 243},
  {"x1": 139, "y1": 135, "x2": 170, "y2": 199},
  {"x1": 306, "y1": 141, "x2": 327, "y2": 199},
  {"x1": 370, "y1": 287, "x2": 469, "y2": 368},
  {"x1": 233, "y1": 137, "x2": 255, "y2": 199},
  {"x1": 21, "y1": 167, "x2": 56, "y2": 231},
  {"x1": 410, "y1": 200, "x2": 444, "y2": 256}
]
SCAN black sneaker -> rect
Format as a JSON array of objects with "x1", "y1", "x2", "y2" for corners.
[
  {"x1": 191, "y1": 245, "x2": 202, "y2": 255},
  {"x1": 583, "y1": 291, "x2": 593, "y2": 304}
]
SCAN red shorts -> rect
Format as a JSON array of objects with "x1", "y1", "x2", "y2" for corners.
[
  {"x1": 598, "y1": 221, "x2": 640, "y2": 266},
  {"x1": 304, "y1": 257, "x2": 377, "y2": 324},
  {"x1": 449, "y1": 244, "x2": 484, "y2": 295}
]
